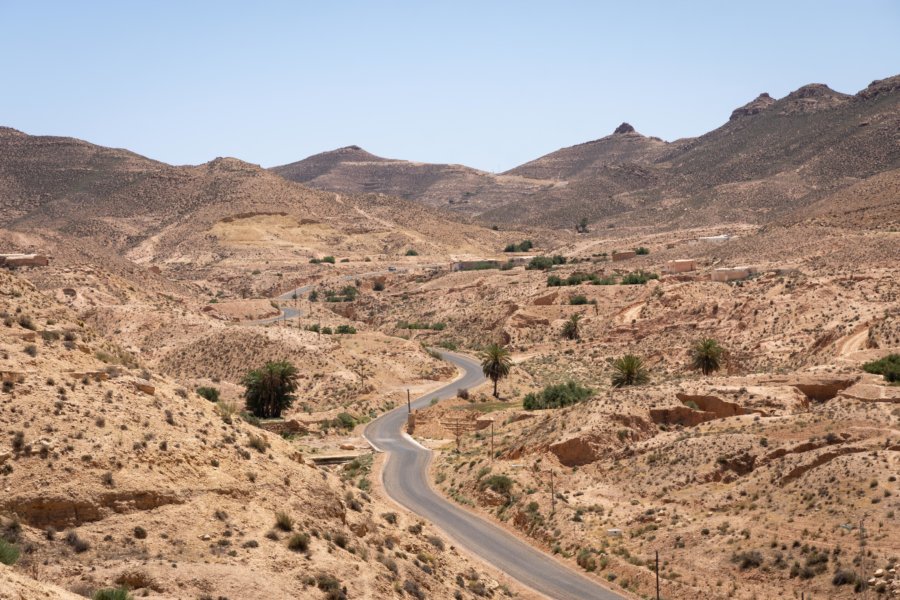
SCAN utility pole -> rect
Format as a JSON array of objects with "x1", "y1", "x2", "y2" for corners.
[
  {"x1": 490, "y1": 420, "x2": 494, "y2": 464},
  {"x1": 441, "y1": 417, "x2": 476, "y2": 452},
  {"x1": 859, "y1": 518, "x2": 868, "y2": 600},
  {"x1": 656, "y1": 550, "x2": 660, "y2": 600},
  {"x1": 549, "y1": 470, "x2": 555, "y2": 515}
]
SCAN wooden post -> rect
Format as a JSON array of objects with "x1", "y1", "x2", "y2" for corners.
[
  {"x1": 407, "y1": 389, "x2": 411, "y2": 414},
  {"x1": 656, "y1": 550, "x2": 660, "y2": 600}
]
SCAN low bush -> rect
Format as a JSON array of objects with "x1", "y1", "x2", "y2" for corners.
[
  {"x1": 92, "y1": 589, "x2": 132, "y2": 600},
  {"x1": 503, "y1": 240, "x2": 533, "y2": 253},
  {"x1": 620, "y1": 270, "x2": 659, "y2": 285},
  {"x1": 275, "y1": 511, "x2": 294, "y2": 532},
  {"x1": 526, "y1": 255, "x2": 566, "y2": 270},
  {"x1": 577, "y1": 548, "x2": 597, "y2": 571},
  {"x1": 288, "y1": 532, "x2": 310, "y2": 552},
  {"x1": 397, "y1": 321, "x2": 445, "y2": 331},
  {"x1": 523, "y1": 381, "x2": 593, "y2": 410},
  {"x1": 196, "y1": 386, "x2": 220, "y2": 402},
  {"x1": 0, "y1": 538, "x2": 19, "y2": 565},
  {"x1": 479, "y1": 474, "x2": 514, "y2": 498},
  {"x1": 732, "y1": 550, "x2": 763, "y2": 570},
  {"x1": 862, "y1": 353, "x2": 900, "y2": 383}
]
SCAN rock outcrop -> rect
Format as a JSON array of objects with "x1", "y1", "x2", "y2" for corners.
[
  {"x1": 729, "y1": 93, "x2": 775, "y2": 120},
  {"x1": 613, "y1": 122, "x2": 636, "y2": 134}
]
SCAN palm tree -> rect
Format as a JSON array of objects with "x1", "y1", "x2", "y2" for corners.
[
  {"x1": 481, "y1": 343, "x2": 512, "y2": 399},
  {"x1": 242, "y1": 361, "x2": 299, "y2": 418},
  {"x1": 562, "y1": 314, "x2": 582, "y2": 340},
  {"x1": 691, "y1": 338, "x2": 724, "y2": 375},
  {"x1": 611, "y1": 354, "x2": 649, "y2": 387}
]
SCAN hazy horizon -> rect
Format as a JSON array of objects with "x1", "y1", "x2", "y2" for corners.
[{"x1": 2, "y1": 0, "x2": 898, "y2": 172}]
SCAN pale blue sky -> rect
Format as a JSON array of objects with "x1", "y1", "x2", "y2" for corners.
[{"x1": 2, "y1": 1, "x2": 898, "y2": 171}]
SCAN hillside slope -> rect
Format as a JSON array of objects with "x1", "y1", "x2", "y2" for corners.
[{"x1": 273, "y1": 75, "x2": 900, "y2": 229}]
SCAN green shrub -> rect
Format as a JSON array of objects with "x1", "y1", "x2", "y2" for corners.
[
  {"x1": 634, "y1": 246, "x2": 650, "y2": 255},
  {"x1": 526, "y1": 255, "x2": 566, "y2": 270},
  {"x1": 0, "y1": 538, "x2": 19, "y2": 565},
  {"x1": 832, "y1": 568, "x2": 857, "y2": 586},
  {"x1": 196, "y1": 386, "x2": 220, "y2": 402},
  {"x1": 620, "y1": 270, "x2": 659, "y2": 285},
  {"x1": 569, "y1": 294, "x2": 589, "y2": 305},
  {"x1": 92, "y1": 589, "x2": 132, "y2": 600},
  {"x1": 397, "y1": 321, "x2": 444, "y2": 331},
  {"x1": 335, "y1": 324, "x2": 357, "y2": 334},
  {"x1": 275, "y1": 511, "x2": 294, "y2": 532},
  {"x1": 732, "y1": 550, "x2": 763, "y2": 570},
  {"x1": 524, "y1": 381, "x2": 593, "y2": 410},
  {"x1": 405, "y1": 249, "x2": 419, "y2": 256},
  {"x1": 336, "y1": 412, "x2": 356, "y2": 430},
  {"x1": 503, "y1": 240, "x2": 533, "y2": 253},
  {"x1": 372, "y1": 280, "x2": 385, "y2": 291},
  {"x1": 288, "y1": 532, "x2": 310, "y2": 552},
  {"x1": 479, "y1": 475, "x2": 514, "y2": 498},
  {"x1": 577, "y1": 547, "x2": 597, "y2": 571},
  {"x1": 862, "y1": 354, "x2": 900, "y2": 383}
]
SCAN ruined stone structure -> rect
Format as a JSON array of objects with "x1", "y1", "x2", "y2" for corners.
[
  {"x1": 663, "y1": 259, "x2": 696, "y2": 273},
  {"x1": 611, "y1": 250, "x2": 636, "y2": 261},
  {"x1": 0, "y1": 253, "x2": 49, "y2": 268},
  {"x1": 711, "y1": 266, "x2": 758, "y2": 282}
]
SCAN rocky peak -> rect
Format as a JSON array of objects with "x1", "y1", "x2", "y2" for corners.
[
  {"x1": 205, "y1": 157, "x2": 261, "y2": 173},
  {"x1": 0, "y1": 126, "x2": 26, "y2": 138},
  {"x1": 729, "y1": 93, "x2": 775, "y2": 121},
  {"x1": 613, "y1": 122, "x2": 636, "y2": 135},
  {"x1": 856, "y1": 74, "x2": 900, "y2": 100},
  {"x1": 779, "y1": 83, "x2": 850, "y2": 113}
]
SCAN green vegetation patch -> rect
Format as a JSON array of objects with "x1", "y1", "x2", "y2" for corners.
[{"x1": 524, "y1": 381, "x2": 593, "y2": 410}]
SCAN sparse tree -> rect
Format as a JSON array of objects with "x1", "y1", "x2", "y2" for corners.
[
  {"x1": 611, "y1": 354, "x2": 649, "y2": 387},
  {"x1": 562, "y1": 314, "x2": 582, "y2": 340},
  {"x1": 576, "y1": 217, "x2": 589, "y2": 234},
  {"x1": 691, "y1": 338, "x2": 724, "y2": 375},
  {"x1": 480, "y1": 343, "x2": 512, "y2": 399},
  {"x1": 242, "y1": 361, "x2": 299, "y2": 419}
]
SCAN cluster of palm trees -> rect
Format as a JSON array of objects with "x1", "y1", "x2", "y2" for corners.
[
  {"x1": 481, "y1": 337, "x2": 725, "y2": 398},
  {"x1": 239, "y1": 340, "x2": 725, "y2": 418}
]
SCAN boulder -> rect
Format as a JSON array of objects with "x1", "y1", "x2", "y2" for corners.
[{"x1": 134, "y1": 382, "x2": 155, "y2": 396}]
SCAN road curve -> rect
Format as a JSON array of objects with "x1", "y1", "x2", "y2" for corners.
[{"x1": 364, "y1": 351, "x2": 625, "y2": 600}]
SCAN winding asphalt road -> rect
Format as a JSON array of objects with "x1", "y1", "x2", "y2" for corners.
[{"x1": 364, "y1": 351, "x2": 625, "y2": 600}]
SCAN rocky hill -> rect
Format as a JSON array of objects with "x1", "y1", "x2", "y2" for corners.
[
  {"x1": 272, "y1": 145, "x2": 558, "y2": 215},
  {"x1": 0, "y1": 128, "x2": 530, "y2": 282},
  {"x1": 0, "y1": 268, "x2": 517, "y2": 599},
  {"x1": 272, "y1": 75, "x2": 900, "y2": 230}
]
